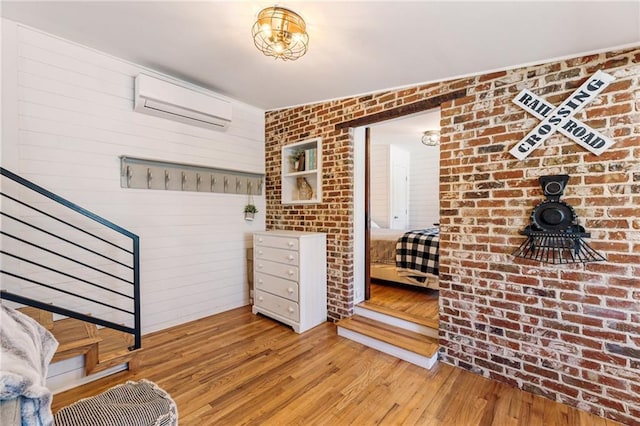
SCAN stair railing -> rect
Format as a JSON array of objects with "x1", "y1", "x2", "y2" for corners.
[{"x1": 0, "y1": 167, "x2": 141, "y2": 350}]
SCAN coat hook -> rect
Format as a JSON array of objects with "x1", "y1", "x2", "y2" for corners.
[
  {"x1": 120, "y1": 156, "x2": 264, "y2": 193},
  {"x1": 126, "y1": 166, "x2": 133, "y2": 188}
]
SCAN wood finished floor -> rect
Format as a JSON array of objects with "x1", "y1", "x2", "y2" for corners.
[
  {"x1": 369, "y1": 281, "x2": 439, "y2": 323},
  {"x1": 52, "y1": 307, "x2": 619, "y2": 425}
]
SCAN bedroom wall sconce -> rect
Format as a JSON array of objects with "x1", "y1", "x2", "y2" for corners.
[
  {"x1": 421, "y1": 130, "x2": 440, "y2": 146},
  {"x1": 252, "y1": 6, "x2": 309, "y2": 61}
]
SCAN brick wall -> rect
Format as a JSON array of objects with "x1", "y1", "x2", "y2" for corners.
[{"x1": 265, "y1": 47, "x2": 640, "y2": 424}]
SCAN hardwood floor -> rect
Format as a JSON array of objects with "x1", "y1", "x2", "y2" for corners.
[
  {"x1": 369, "y1": 281, "x2": 439, "y2": 323},
  {"x1": 52, "y1": 307, "x2": 618, "y2": 425}
]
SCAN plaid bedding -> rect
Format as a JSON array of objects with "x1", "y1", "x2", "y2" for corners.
[{"x1": 395, "y1": 227, "x2": 439, "y2": 278}]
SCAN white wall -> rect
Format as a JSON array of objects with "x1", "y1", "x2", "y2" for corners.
[
  {"x1": 370, "y1": 144, "x2": 390, "y2": 228},
  {"x1": 1, "y1": 20, "x2": 265, "y2": 391},
  {"x1": 369, "y1": 143, "x2": 439, "y2": 229},
  {"x1": 407, "y1": 144, "x2": 440, "y2": 228}
]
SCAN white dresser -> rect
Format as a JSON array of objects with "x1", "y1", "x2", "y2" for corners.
[{"x1": 252, "y1": 231, "x2": 327, "y2": 333}]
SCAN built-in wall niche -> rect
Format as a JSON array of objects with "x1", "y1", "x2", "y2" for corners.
[
  {"x1": 120, "y1": 156, "x2": 263, "y2": 195},
  {"x1": 281, "y1": 137, "x2": 322, "y2": 204}
]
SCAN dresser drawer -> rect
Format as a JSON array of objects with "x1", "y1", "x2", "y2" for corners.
[
  {"x1": 255, "y1": 259, "x2": 298, "y2": 281},
  {"x1": 255, "y1": 246, "x2": 299, "y2": 266},
  {"x1": 255, "y1": 272, "x2": 299, "y2": 301},
  {"x1": 255, "y1": 234, "x2": 299, "y2": 251},
  {"x1": 255, "y1": 290, "x2": 299, "y2": 321}
]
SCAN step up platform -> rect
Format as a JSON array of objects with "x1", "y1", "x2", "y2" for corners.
[
  {"x1": 337, "y1": 314, "x2": 439, "y2": 370},
  {"x1": 355, "y1": 301, "x2": 439, "y2": 339}
]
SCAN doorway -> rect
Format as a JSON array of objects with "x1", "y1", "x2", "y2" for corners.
[{"x1": 353, "y1": 108, "x2": 441, "y2": 319}]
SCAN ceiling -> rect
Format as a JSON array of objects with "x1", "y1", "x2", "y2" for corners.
[
  {"x1": 2, "y1": 1, "x2": 639, "y2": 111},
  {"x1": 370, "y1": 109, "x2": 441, "y2": 146}
]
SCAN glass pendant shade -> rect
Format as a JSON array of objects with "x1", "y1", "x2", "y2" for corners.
[
  {"x1": 421, "y1": 130, "x2": 440, "y2": 146},
  {"x1": 252, "y1": 6, "x2": 309, "y2": 61}
]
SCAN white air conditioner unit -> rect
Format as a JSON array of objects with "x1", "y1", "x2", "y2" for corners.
[{"x1": 134, "y1": 74, "x2": 232, "y2": 130}]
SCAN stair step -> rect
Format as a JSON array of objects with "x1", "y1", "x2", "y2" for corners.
[
  {"x1": 86, "y1": 328, "x2": 140, "y2": 375},
  {"x1": 337, "y1": 315, "x2": 439, "y2": 369},
  {"x1": 15, "y1": 306, "x2": 139, "y2": 375},
  {"x1": 357, "y1": 301, "x2": 438, "y2": 329},
  {"x1": 98, "y1": 327, "x2": 134, "y2": 357},
  {"x1": 355, "y1": 302, "x2": 438, "y2": 338},
  {"x1": 18, "y1": 306, "x2": 54, "y2": 330},
  {"x1": 51, "y1": 318, "x2": 102, "y2": 363},
  {"x1": 338, "y1": 315, "x2": 438, "y2": 357}
]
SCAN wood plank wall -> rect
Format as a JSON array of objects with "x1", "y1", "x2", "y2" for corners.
[{"x1": 1, "y1": 19, "x2": 266, "y2": 392}]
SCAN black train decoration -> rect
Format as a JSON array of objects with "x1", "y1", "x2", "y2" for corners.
[{"x1": 512, "y1": 175, "x2": 605, "y2": 264}]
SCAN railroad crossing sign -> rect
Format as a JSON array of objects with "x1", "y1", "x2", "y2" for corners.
[{"x1": 510, "y1": 70, "x2": 616, "y2": 160}]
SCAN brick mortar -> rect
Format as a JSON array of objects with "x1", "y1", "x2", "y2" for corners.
[{"x1": 265, "y1": 47, "x2": 640, "y2": 424}]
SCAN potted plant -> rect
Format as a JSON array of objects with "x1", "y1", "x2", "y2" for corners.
[{"x1": 244, "y1": 203, "x2": 258, "y2": 221}]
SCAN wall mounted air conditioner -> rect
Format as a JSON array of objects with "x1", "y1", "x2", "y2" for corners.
[{"x1": 134, "y1": 74, "x2": 232, "y2": 130}]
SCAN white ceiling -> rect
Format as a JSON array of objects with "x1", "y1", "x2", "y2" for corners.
[
  {"x1": 370, "y1": 109, "x2": 441, "y2": 146},
  {"x1": 2, "y1": 1, "x2": 639, "y2": 111}
]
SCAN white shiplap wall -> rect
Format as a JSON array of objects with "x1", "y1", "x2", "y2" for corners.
[
  {"x1": 407, "y1": 144, "x2": 440, "y2": 228},
  {"x1": 370, "y1": 144, "x2": 390, "y2": 228},
  {"x1": 1, "y1": 20, "x2": 265, "y2": 391},
  {"x1": 369, "y1": 143, "x2": 439, "y2": 229}
]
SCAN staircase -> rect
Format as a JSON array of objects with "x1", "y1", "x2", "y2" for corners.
[
  {"x1": 1, "y1": 167, "x2": 141, "y2": 382},
  {"x1": 19, "y1": 306, "x2": 140, "y2": 375},
  {"x1": 337, "y1": 301, "x2": 439, "y2": 369}
]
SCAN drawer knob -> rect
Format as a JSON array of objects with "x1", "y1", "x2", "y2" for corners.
[
  {"x1": 258, "y1": 279, "x2": 263, "y2": 284},
  {"x1": 287, "y1": 255, "x2": 294, "y2": 261},
  {"x1": 287, "y1": 241, "x2": 294, "y2": 247},
  {"x1": 287, "y1": 270, "x2": 294, "y2": 276},
  {"x1": 288, "y1": 307, "x2": 294, "y2": 313},
  {"x1": 258, "y1": 264, "x2": 264, "y2": 269},
  {"x1": 287, "y1": 287, "x2": 293, "y2": 294},
  {"x1": 258, "y1": 296, "x2": 264, "y2": 302},
  {"x1": 259, "y1": 250, "x2": 264, "y2": 255},
  {"x1": 258, "y1": 238, "x2": 263, "y2": 242}
]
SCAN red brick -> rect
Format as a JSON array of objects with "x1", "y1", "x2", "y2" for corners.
[
  {"x1": 266, "y1": 47, "x2": 640, "y2": 425},
  {"x1": 541, "y1": 379, "x2": 580, "y2": 398},
  {"x1": 582, "y1": 306, "x2": 628, "y2": 321},
  {"x1": 585, "y1": 285, "x2": 628, "y2": 298},
  {"x1": 561, "y1": 313, "x2": 603, "y2": 327},
  {"x1": 561, "y1": 374, "x2": 602, "y2": 393},
  {"x1": 524, "y1": 363, "x2": 560, "y2": 380},
  {"x1": 559, "y1": 333, "x2": 602, "y2": 349},
  {"x1": 583, "y1": 349, "x2": 627, "y2": 366},
  {"x1": 586, "y1": 103, "x2": 632, "y2": 118}
]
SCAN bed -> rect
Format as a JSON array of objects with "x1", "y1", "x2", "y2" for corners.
[{"x1": 370, "y1": 226, "x2": 440, "y2": 290}]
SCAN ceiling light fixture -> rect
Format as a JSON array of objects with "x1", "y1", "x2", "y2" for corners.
[
  {"x1": 421, "y1": 130, "x2": 440, "y2": 146},
  {"x1": 252, "y1": 6, "x2": 309, "y2": 61}
]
